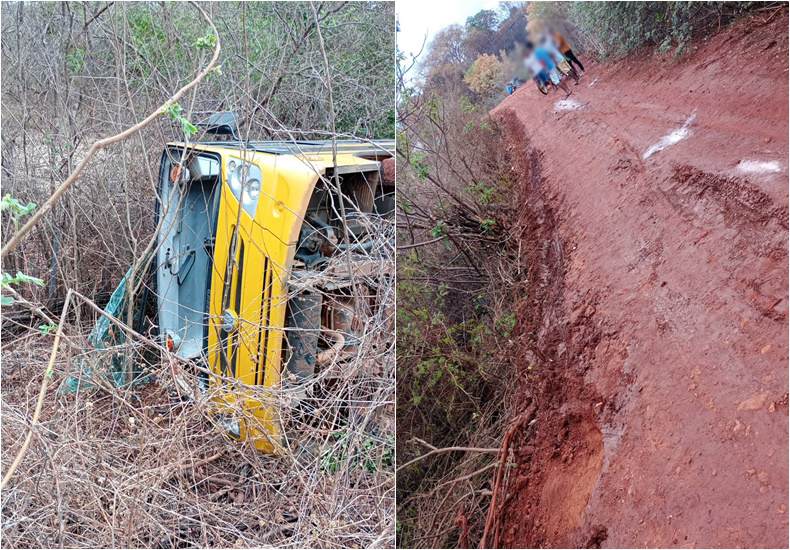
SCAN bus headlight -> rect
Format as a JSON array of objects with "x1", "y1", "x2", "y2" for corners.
[
  {"x1": 226, "y1": 158, "x2": 262, "y2": 218},
  {"x1": 243, "y1": 179, "x2": 261, "y2": 205}
]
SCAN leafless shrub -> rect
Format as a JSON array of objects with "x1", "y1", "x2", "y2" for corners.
[
  {"x1": 1, "y1": 1, "x2": 394, "y2": 302},
  {"x1": 396, "y1": 25, "x2": 555, "y2": 546},
  {"x1": 2, "y1": 2, "x2": 396, "y2": 548},
  {"x1": 396, "y1": 81, "x2": 519, "y2": 548},
  {"x1": 2, "y1": 216, "x2": 395, "y2": 548}
]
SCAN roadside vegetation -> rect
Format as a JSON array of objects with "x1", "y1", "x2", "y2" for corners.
[
  {"x1": 1, "y1": 3, "x2": 396, "y2": 548},
  {"x1": 396, "y1": 5, "x2": 533, "y2": 547},
  {"x1": 529, "y1": 1, "x2": 782, "y2": 59}
]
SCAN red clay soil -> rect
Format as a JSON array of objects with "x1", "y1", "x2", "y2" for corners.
[{"x1": 491, "y1": 12, "x2": 789, "y2": 549}]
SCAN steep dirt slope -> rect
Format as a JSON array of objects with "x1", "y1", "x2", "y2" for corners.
[{"x1": 492, "y1": 13, "x2": 789, "y2": 549}]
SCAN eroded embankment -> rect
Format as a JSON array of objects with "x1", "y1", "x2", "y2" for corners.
[{"x1": 486, "y1": 112, "x2": 607, "y2": 549}]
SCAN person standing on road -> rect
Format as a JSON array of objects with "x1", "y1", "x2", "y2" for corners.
[
  {"x1": 550, "y1": 27, "x2": 585, "y2": 76},
  {"x1": 524, "y1": 41, "x2": 550, "y2": 88},
  {"x1": 539, "y1": 31, "x2": 579, "y2": 85},
  {"x1": 527, "y1": 40, "x2": 572, "y2": 98}
]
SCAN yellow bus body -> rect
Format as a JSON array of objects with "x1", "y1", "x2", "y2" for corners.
[{"x1": 165, "y1": 140, "x2": 394, "y2": 452}]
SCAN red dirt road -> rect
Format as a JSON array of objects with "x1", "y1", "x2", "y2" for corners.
[{"x1": 493, "y1": 14, "x2": 789, "y2": 549}]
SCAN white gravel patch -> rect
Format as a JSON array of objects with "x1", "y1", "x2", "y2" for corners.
[
  {"x1": 737, "y1": 160, "x2": 782, "y2": 174},
  {"x1": 554, "y1": 98, "x2": 582, "y2": 111},
  {"x1": 643, "y1": 113, "x2": 696, "y2": 159}
]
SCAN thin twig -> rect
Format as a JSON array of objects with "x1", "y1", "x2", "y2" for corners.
[
  {"x1": 398, "y1": 438, "x2": 500, "y2": 473},
  {"x1": 1, "y1": 290, "x2": 73, "y2": 489},
  {"x1": 1, "y1": 1, "x2": 220, "y2": 259}
]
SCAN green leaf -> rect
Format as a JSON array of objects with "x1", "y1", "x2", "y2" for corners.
[
  {"x1": 2, "y1": 271, "x2": 44, "y2": 288},
  {"x1": 163, "y1": 103, "x2": 198, "y2": 137},
  {"x1": 1, "y1": 194, "x2": 36, "y2": 216},
  {"x1": 15, "y1": 271, "x2": 44, "y2": 286},
  {"x1": 181, "y1": 119, "x2": 198, "y2": 136},
  {"x1": 39, "y1": 322, "x2": 58, "y2": 335},
  {"x1": 206, "y1": 65, "x2": 223, "y2": 79},
  {"x1": 429, "y1": 220, "x2": 447, "y2": 238},
  {"x1": 480, "y1": 219, "x2": 496, "y2": 234},
  {"x1": 193, "y1": 31, "x2": 217, "y2": 51},
  {"x1": 1, "y1": 295, "x2": 13, "y2": 306},
  {"x1": 162, "y1": 103, "x2": 183, "y2": 121}
]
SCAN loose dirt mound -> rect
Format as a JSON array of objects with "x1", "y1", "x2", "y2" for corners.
[{"x1": 492, "y1": 12, "x2": 789, "y2": 549}]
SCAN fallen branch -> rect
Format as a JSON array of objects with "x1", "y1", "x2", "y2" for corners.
[
  {"x1": 178, "y1": 449, "x2": 226, "y2": 475},
  {"x1": 432, "y1": 461, "x2": 498, "y2": 493},
  {"x1": 1, "y1": 290, "x2": 73, "y2": 489},
  {"x1": 0, "y1": 1, "x2": 220, "y2": 260},
  {"x1": 1, "y1": 287, "x2": 227, "y2": 489},
  {"x1": 397, "y1": 437, "x2": 500, "y2": 472},
  {"x1": 396, "y1": 235, "x2": 448, "y2": 250},
  {"x1": 479, "y1": 402, "x2": 537, "y2": 549},
  {"x1": 2, "y1": 285, "x2": 58, "y2": 328},
  {"x1": 762, "y1": 5, "x2": 785, "y2": 24}
]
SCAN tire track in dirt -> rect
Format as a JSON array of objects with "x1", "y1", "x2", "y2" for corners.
[{"x1": 491, "y1": 13, "x2": 788, "y2": 549}]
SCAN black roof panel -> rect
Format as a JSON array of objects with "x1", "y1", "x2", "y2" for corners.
[{"x1": 176, "y1": 139, "x2": 395, "y2": 157}]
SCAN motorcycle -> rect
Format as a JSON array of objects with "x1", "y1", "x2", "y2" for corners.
[{"x1": 507, "y1": 77, "x2": 525, "y2": 95}]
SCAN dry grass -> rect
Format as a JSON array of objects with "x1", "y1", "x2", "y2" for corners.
[{"x1": 1, "y1": 224, "x2": 395, "y2": 549}]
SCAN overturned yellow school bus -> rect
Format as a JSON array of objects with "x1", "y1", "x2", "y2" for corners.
[{"x1": 154, "y1": 115, "x2": 394, "y2": 452}]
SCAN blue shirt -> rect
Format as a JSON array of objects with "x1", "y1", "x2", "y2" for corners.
[{"x1": 534, "y1": 47, "x2": 555, "y2": 71}]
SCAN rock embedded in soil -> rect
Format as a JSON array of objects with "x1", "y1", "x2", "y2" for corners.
[{"x1": 738, "y1": 393, "x2": 769, "y2": 411}]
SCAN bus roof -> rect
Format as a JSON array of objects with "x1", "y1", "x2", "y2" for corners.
[{"x1": 166, "y1": 139, "x2": 394, "y2": 157}]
